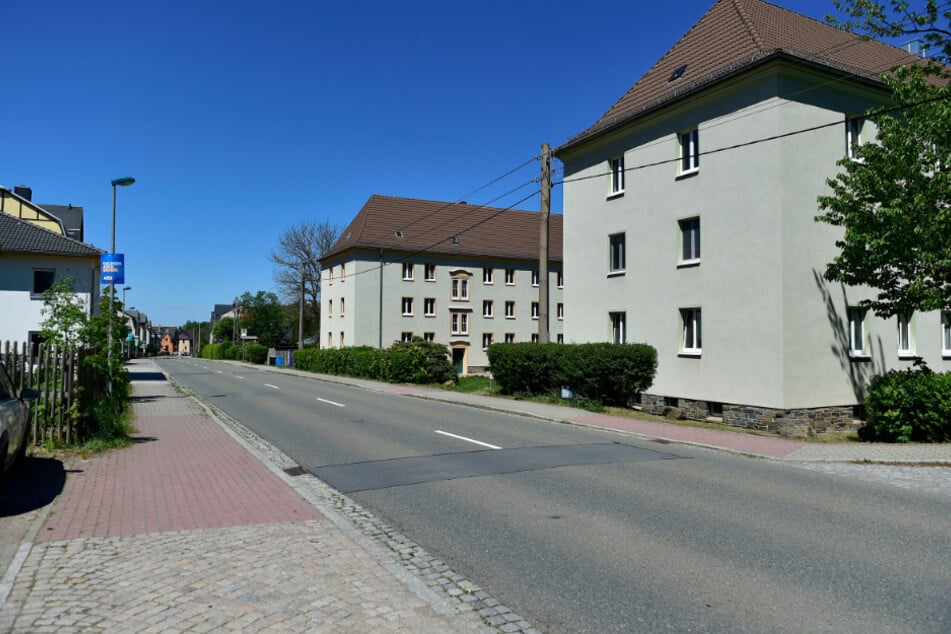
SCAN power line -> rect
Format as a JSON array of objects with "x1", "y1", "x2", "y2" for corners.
[{"x1": 556, "y1": 92, "x2": 951, "y2": 187}]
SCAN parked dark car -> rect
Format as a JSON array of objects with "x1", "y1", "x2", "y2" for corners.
[{"x1": 0, "y1": 361, "x2": 37, "y2": 481}]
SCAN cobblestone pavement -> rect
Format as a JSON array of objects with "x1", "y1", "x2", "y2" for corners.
[
  {"x1": 0, "y1": 359, "x2": 529, "y2": 633},
  {"x1": 780, "y1": 461, "x2": 951, "y2": 498}
]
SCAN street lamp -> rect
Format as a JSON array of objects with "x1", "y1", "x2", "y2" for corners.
[
  {"x1": 122, "y1": 286, "x2": 132, "y2": 305},
  {"x1": 108, "y1": 176, "x2": 135, "y2": 395}
]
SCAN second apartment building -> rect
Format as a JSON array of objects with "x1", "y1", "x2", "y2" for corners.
[{"x1": 320, "y1": 195, "x2": 563, "y2": 375}]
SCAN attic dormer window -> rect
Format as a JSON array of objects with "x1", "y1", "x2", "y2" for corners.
[
  {"x1": 395, "y1": 230, "x2": 404, "y2": 238},
  {"x1": 669, "y1": 64, "x2": 687, "y2": 82},
  {"x1": 450, "y1": 235, "x2": 460, "y2": 245}
]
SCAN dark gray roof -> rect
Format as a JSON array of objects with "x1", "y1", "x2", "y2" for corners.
[
  {"x1": 0, "y1": 212, "x2": 103, "y2": 258},
  {"x1": 211, "y1": 304, "x2": 234, "y2": 321},
  {"x1": 38, "y1": 204, "x2": 84, "y2": 242}
]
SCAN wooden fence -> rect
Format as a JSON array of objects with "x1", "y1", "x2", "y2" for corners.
[{"x1": 1, "y1": 340, "x2": 103, "y2": 446}]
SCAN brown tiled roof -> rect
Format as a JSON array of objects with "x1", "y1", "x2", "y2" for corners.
[
  {"x1": 557, "y1": 0, "x2": 921, "y2": 154},
  {"x1": 322, "y1": 195, "x2": 562, "y2": 263}
]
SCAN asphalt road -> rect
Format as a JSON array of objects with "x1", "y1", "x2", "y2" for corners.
[{"x1": 157, "y1": 357, "x2": 951, "y2": 633}]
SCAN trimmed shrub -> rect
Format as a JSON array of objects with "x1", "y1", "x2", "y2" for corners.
[
  {"x1": 243, "y1": 343, "x2": 268, "y2": 365},
  {"x1": 863, "y1": 367, "x2": 951, "y2": 443},
  {"x1": 289, "y1": 341, "x2": 453, "y2": 385},
  {"x1": 488, "y1": 342, "x2": 657, "y2": 406}
]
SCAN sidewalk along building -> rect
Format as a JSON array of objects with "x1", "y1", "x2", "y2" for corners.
[
  {"x1": 320, "y1": 195, "x2": 564, "y2": 375},
  {"x1": 554, "y1": 0, "x2": 950, "y2": 434}
]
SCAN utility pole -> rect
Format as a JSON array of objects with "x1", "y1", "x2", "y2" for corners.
[
  {"x1": 538, "y1": 142, "x2": 551, "y2": 343},
  {"x1": 298, "y1": 261, "x2": 305, "y2": 350}
]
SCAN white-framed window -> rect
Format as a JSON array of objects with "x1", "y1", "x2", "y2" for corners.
[
  {"x1": 505, "y1": 269, "x2": 515, "y2": 285},
  {"x1": 401, "y1": 331, "x2": 414, "y2": 342},
  {"x1": 340, "y1": 298, "x2": 345, "y2": 316},
  {"x1": 401, "y1": 297, "x2": 414, "y2": 316},
  {"x1": 340, "y1": 262, "x2": 346, "y2": 281},
  {"x1": 531, "y1": 302, "x2": 539, "y2": 320},
  {"x1": 846, "y1": 116, "x2": 863, "y2": 160},
  {"x1": 679, "y1": 216, "x2": 701, "y2": 265},
  {"x1": 483, "y1": 267, "x2": 494, "y2": 284},
  {"x1": 848, "y1": 307, "x2": 867, "y2": 356},
  {"x1": 557, "y1": 334, "x2": 564, "y2": 344},
  {"x1": 680, "y1": 308, "x2": 702, "y2": 354},
  {"x1": 328, "y1": 299, "x2": 333, "y2": 317},
  {"x1": 679, "y1": 128, "x2": 699, "y2": 174},
  {"x1": 609, "y1": 232, "x2": 626, "y2": 274},
  {"x1": 483, "y1": 300, "x2": 494, "y2": 318},
  {"x1": 424, "y1": 297, "x2": 436, "y2": 317},
  {"x1": 505, "y1": 301, "x2": 515, "y2": 319},
  {"x1": 328, "y1": 268, "x2": 333, "y2": 285},
  {"x1": 339, "y1": 332, "x2": 345, "y2": 347},
  {"x1": 943, "y1": 311, "x2": 951, "y2": 355},
  {"x1": 451, "y1": 276, "x2": 470, "y2": 300},
  {"x1": 327, "y1": 332, "x2": 333, "y2": 348},
  {"x1": 531, "y1": 270, "x2": 539, "y2": 287},
  {"x1": 609, "y1": 156, "x2": 625, "y2": 195},
  {"x1": 531, "y1": 333, "x2": 539, "y2": 343},
  {"x1": 424, "y1": 332, "x2": 435, "y2": 342},
  {"x1": 424, "y1": 263, "x2": 436, "y2": 281},
  {"x1": 505, "y1": 333, "x2": 515, "y2": 343},
  {"x1": 451, "y1": 311, "x2": 469, "y2": 335},
  {"x1": 557, "y1": 303, "x2": 564, "y2": 320},
  {"x1": 482, "y1": 332, "x2": 493, "y2": 350},
  {"x1": 402, "y1": 262, "x2": 414, "y2": 280},
  {"x1": 33, "y1": 269, "x2": 55, "y2": 295},
  {"x1": 557, "y1": 270, "x2": 564, "y2": 288},
  {"x1": 897, "y1": 313, "x2": 915, "y2": 357},
  {"x1": 610, "y1": 312, "x2": 626, "y2": 344}
]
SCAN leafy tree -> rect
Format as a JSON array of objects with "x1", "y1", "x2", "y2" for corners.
[
  {"x1": 39, "y1": 276, "x2": 90, "y2": 348},
  {"x1": 269, "y1": 220, "x2": 341, "y2": 344},
  {"x1": 237, "y1": 290, "x2": 286, "y2": 347},
  {"x1": 828, "y1": 1, "x2": 950, "y2": 62},
  {"x1": 816, "y1": 63, "x2": 951, "y2": 317},
  {"x1": 213, "y1": 316, "x2": 236, "y2": 342},
  {"x1": 180, "y1": 319, "x2": 210, "y2": 352}
]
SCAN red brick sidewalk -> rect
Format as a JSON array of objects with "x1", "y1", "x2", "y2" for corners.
[{"x1": 39, "y1": 368, "x2": 320, "y2": 543}]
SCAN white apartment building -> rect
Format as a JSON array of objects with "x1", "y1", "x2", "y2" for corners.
[
  {"x1": 320, "y1": 195, "x2": 564, "y2": 375},
  {"x1": 555, "y1": 0, "x2": 949, "y2": 432}
]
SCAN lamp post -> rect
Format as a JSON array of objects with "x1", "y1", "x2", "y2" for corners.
[
  {"x1": 108, "y1": 176, "x2": 135, "y2": 395},
  {"x1": 122, "y1": 286, "x2": 132, "y2": 305}
]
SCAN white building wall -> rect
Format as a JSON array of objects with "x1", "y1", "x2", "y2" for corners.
[
  {"x1": 0, "y1": 255, "x2": 97, "y2": 345},
  {"x1": 561, "y1": 62, "x2": 949, "y2": 412}
]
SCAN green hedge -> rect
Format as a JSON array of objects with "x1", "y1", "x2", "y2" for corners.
[
  {"x1": 863, "y1": 367, "x2": 951, "y2": 443},
  {"x1": 293, "y1": 340, "x2": 454, "y2": 384},
  {"x1": 487, "y1": 342, "x2": 657, "y2": 406},
  {"x1": 243, "y1": 343, "x2": 268, "y2": 365}
]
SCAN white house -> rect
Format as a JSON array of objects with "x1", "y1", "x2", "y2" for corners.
[
  {"x1": 0, "y1": 211, "x2": 102, "y2": 348},
  {"x1": 554, "y1": 0, "x2": 949, "y2": 433},
  {"x1": 320, "y1": 195, "x2": 564, "y2": 375}
]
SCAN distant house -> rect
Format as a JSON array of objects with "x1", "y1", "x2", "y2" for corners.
[
  {"x1": 177, "y1": 330, "x2": 193, "y2": 356},
  {"x1": 554, "y1": 0, "x2": 949, "y2": 431},
  {"x1": 320, "y1": 195, "x2": 563, "y2": 375},
  {"x1": 210, "y1": 303, "x2": 237, "y2": 343},
  {"x1": 160, "y1": 331, "x2": 176, "y2": 355},
  {"x1": 0, "y1": 211, "x2": 102, "y2": 347}
]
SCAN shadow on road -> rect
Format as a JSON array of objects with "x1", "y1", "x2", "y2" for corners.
[
  {"x1": 0, "y1": 457, "x2": 69, "y2": 517},
  {"x1": 128, "y1": 371, "x2": 168, "y2": 382}
]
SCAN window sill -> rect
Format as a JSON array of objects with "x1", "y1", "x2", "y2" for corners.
[
  {"x1": 676, "y1": 168, "x2": 699, "y2": 180},
  {"x1": 402, "y1": 314, "x2": 414, "y2": 318},
  {"x1": 425, "y1": 279, "x2": 436, "y2": 283},
  {"x1": 607, "y1": 270, "x2": 626, "y2": 278},
  {"x1": 483, "y1": 315, "x2": 493, "y2": 319},
  {"x1": 848, "y1": 353, "x2": 871, "y2": 361},
  {"x1": 484, "y1": 282, "x2": 494, "y2": 286},
  {"x1": 505, "y1": 316, "x2": 515, "y2": 320},
  {"x1": 679, "y1": 351, "x2": 702, "y2": 358},
  {"x1": 402, "y1": 278, "x2": 414, "y2": 282},
  {"x1": 897, "y1": 353, "x2": 919, "y2": 360},
  {"x1": 30, "y1": 293, "x2": 47, "y2": 300},
  {"x1": 424, "y1": 314, "x2": 435, "y2": 318},
  {"x1": 606, "y1": 191, "x2": 624, "y2": 200},
  {"x1": 677, "y1": 259, "x2": 700, "y2": 269}
]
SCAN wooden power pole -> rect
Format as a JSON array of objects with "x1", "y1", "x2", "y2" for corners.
[{"x1": 538, "y1": 142, "x2": 551, "y2": 343}]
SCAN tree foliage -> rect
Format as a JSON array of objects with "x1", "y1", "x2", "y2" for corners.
[
  {"x1": 269, "y1": 220, "x2": 341, "y2": 343},
  {"x1": 829, "y1": 0, "x2": 951, "y2": 62},
  {"x1": 212, "y1": 316, "x2": 236, "y2": 342},
  {"x1": 237, "y1": 290, "x2": 286, "y2": 347},
  {"x1": 39, "y1": 276, "x2": 90, "y2": 348},
  {"x1": 816, "y1": 63, "x2": 951, "y2": 317}
]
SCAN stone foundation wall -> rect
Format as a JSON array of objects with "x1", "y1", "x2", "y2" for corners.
[{"x1": 638, "y1": 393, "x2": 859, "y2": 438}]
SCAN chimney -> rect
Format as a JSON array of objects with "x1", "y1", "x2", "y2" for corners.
[{"x1": 14, "y1": 185, "x2": 32, "y2": 201}]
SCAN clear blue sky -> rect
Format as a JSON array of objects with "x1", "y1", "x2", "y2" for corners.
[{"x1": 2, "y1": 0, "x2": 849, "y2": 326}]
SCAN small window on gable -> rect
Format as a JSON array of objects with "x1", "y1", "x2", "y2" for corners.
[
  {"x1": 609, "y1": 156, "x2": 625, "y2": 195},
  {"x1": 483, "y1": 267, "x2": 494, "y2": 284},
  {"x1": 402, "y1": 262, "x2": 414, "y2": 280},
  {"x1": 848, "y1": 307, "x2": 867, "y2": 356},
  {"x1": 609, "y1": 233, "x2": 626, "y2": 274},
  {"x1": 610, "y1": 312, "x2": 626, "y2": 344},
  {"x1": 846, "y1": 116, "x2": 863, "y2": 159},
  {"x1": 681, "y1": 308, "x2": 702, "y2": 355},
  {"x1": 679, "y1": 217, "x2": 701, "y2": 265},
  {"x1": 531, "y1": 270, "x2": 539, "y2": 287},
  {"x1": 424, "y1": 263, "x2": 436, "y2": 281},
  {"x1": 678, "y1": 128, "x2": 699, "y2": 175},
  {"x1": 505, "y1": 269, "x2": 515, "y2": 285},
  {"x1": 557, "y1": 270, "x2": 564, "y2": 288}
]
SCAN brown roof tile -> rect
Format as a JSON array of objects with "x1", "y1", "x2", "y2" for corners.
[
  {"x1": 557, "y1": 0, "x2": 921, "y2": 154},
  {"x1": 322, "y1": 195, "x2": 562, "y2": 263}
]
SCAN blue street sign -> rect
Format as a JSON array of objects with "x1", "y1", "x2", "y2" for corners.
[{"x1": 101, "y1": 254, "x2": 125, "y2": 284}]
